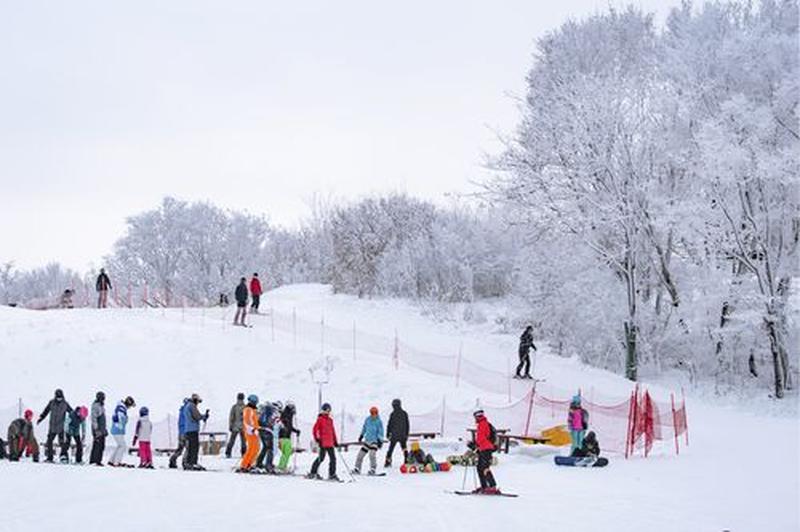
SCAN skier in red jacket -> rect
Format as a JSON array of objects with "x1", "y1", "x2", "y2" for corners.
[
  {"x1": 306, "y1": 403, "x2": 339, "y2": 481},
  {"x1": 469, "y1": 409, "x2": 499, "y2": 494},
  {"x1": 249, "y1": 273, "x2": 262, "y2": 314}
]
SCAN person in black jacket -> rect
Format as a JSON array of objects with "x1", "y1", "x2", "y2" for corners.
[
  {"x1": 89, "y1": 391, "x2": 107, "y2": 465},
  {"x1": 384, "y1": 398, "x2": 410, "y2": 468},
  {"x1": 96, "y1": 268, "x2": 112, "y2": 308},
  {"x1": 38, "y1": 389, "x2": 73, "y2": 462},
  {"x1": 515, "y1": 325, "x2": 537, "y2": 379},
  {"x1": 571, "y1": 431, "x2": 600, "y2": 458},
  {"x1": 233, "y1": 277, "x2": 249, "y2": 326}
]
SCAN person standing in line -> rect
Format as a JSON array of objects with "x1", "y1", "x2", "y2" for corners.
[
  {"x1": 169, "y1": 398, "x2": 190, "y2": 469},
  {"x1": 132, "y1": 406, "x2": 154, "y2": 468},
  {"x1": 64, "y1": 406, "x2": 88, "y2": 464},
  {"x1": 515, "y1": 325, "x2": 537, "y2": 379},
  {"x1": 225, "y1": 393, "x2": 247, "y2": 459},
  {"x1": 384, "y1": 398, "x2": 409, "y2": 468},
  {"x1": 233, "y1": 277, "x2": 249, "y2": 326},
  {"x1": 96, "y1": 268, "x2": 112, "y2": 309},
  {"x1": 89, "y1": 391, "x2": 107, "y2": 465},
  {"x1": 277, "y1": 401, "x2": 300, "y2": 473},
  {"x1": 256, "y1": 401, "x2": 279, "y2": 473},
  {"x1": 249, "y1": 273, "x2": 262, "y2": 314},
  {"x1": 7, "y1": 410, "x2": 39, "y2": 462},
  {"x1": 239, "y1": 394, "x2": 261, "y2": 472},
  {"x1": 306, "y1": 403, "x2": 339, "y2": 481},
  {"x1": 109, "y1": 396, "x2": 135, "y2": 466},
  {"x1": 353, "y1": 406, "x2": 384, "y2": 475},
  {"x1": 37, "y1": 389, "x2": 73, "y2": 463},
  {"x1": 183, "y1": 393, "x2": 209, "y2": 471},
  {"x1": 567, "y1": 395, "x2": 589, "y2": 454}
]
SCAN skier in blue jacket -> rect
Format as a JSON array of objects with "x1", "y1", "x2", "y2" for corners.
[
  {"x1": 353, "y1": 406, "x2": 384, "y2": 475},
  {"x1": 109, "y1": 396, "x2": 135, "y2": 466},
  {"x1": 169, "y1": 398, "x2": 190, "y2": 469}
]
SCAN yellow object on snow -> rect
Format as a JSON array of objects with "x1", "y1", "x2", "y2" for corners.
[
  {"x1": 540, "y1": 425, "x2": 571, "y2": 446},
  {"x1": 410, "y1": 440, "x2": 421, "y2": 452}
]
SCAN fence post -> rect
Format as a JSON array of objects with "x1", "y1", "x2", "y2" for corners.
[
  {"x1": 270, "y1": 307, "x2": 275, "y2": 342},
  {"x1": 340, "y1": 404, "x2": 346, "y2": 442},
  {"x1": 523, "y1": 384, "x2": 536, "y2": 437},
  {"x1": 440, "y1": 395, "x2": 446, "y2": 437},
  {"x1": 506, "y1": 354, "x2": 512, "y2": 403},
  {"x1": 352, "y1": 320, "x2": 357, "y2": 361},
  {"x1": 292, "y1": 307, "x2": 297, "y2": 349},
  {"x1": 168, "y1": 413, "x2": 173, "y2": 448},
  {"x1": 671, "y1": 392, "x2": 679, "y2": 456},
  {"x1": 182, "y1": 296, "x2": 186, "y2": 322},
  {"x1": 321, "y1": 313, "x2": 325, "y2": 356},
  {"x1": 455, "y1": 342, "x2": 463, "y2": 387},
  {"x1": 681, "y1": 386, "x2": 689, "y2": 446},
  {"x1": 18, "y1": 397, "x2": 22, "y2": 417},
  {"x1": 393, "y1": 329, "x2": 399, "y2": 370},
  {"x1": 127, "y1": 283, "x2": 132, "y2": 308}
]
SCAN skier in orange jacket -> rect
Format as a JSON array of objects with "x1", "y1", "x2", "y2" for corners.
[{"x1": 239, "y1": 395, "x2": 261, "y2": 472}]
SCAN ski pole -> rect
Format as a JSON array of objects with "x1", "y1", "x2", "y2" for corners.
[
  {"x1": 336, "y1": 447, "x2": 357, "y2": 482},
  {"x1": 461, "y1": 462, "x2": 469, "y2": 491},
  {"x1": 292, "y1": 433, "x2": 298, "y2": 472}
]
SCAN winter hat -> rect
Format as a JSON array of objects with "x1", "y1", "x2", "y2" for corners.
[
  {"x1": 191, "y1": 393, "x2": 202, "y2": 403},
  {"x1": 78, "y1": 406, "x2": 89, "y2": 419},
  {"x1": 24, "y1": 409, "x2": 33, "y2": 421},
  {"x1": 391, "y1": 399, "x2": 401, "y2": 409},
  {"x1": 247, "y1": 394, "x2": 259, "y2": 405},
  {"x1": 369, "y1": 406, "x2": 379, "y2": 416},
  {"x1": 139, "y1": 407, "x2": 149, "y2": 417},
  {"x1": 96, "y1": 391, "x2": 105, "y2": 403},
  {"x1": 54, "y1": 389, "x2": 64, "y2": 400},
  {"x1": 237, "y1": 393, "x2": 245, "y2": 401},
  {"x1": 571, "y1": 395, "x2": 581, "y2": 406},
  {"x1": 273, "y1": 401, "x2": 284, "y2": 412},
  {"x1": 320, "y1": 403, "x2": 332, "y2": 413},
  {"x1": 411, "y1": 441, "x2": 421, "y2": 452},
  {"x1": 124, "y1": 396, "x2": 136, "y2": 407}
]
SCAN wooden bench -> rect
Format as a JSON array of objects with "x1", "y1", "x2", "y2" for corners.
[{"x1": 409, "y1": 431, "x2": 440, "y2": 440}]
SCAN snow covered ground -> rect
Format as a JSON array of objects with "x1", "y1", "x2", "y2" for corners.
[{"x1": 1, "y1": 284, "x2": 797, "y2": 532}]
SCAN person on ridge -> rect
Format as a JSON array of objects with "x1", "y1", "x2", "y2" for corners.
[
  {"x1": 277, "y1": 400, "x2": 300, "y2": 473},
  {"x1": 37, "y1": 388, "x2": 73, "y2": 463},
  {"x1": 469, "y1": 409, "x2": 500, "y2": 495},
  {"x1": 567, "y1": 395, "x2": 589, "y2": 453},
  {"x1": 183, "y1": 393, "x2": 209, "y2": 471},
  {"x1": 109, "y1": 396, "x2": 135, "y2": 466},
  {"x1": 249, "y1": 273, "x2": 262, "y2": 314},
  {"x1": 384, "y1": 398, "x2": 409, "y2": 468},
  {"x1": 64, "y1": 406, "x2": 88, "y2": 464},
  {"x1": 307, "y1": 403, "x2": 339, "y2": 481},
  {"x1": 169, "y1": 398, "x2": 190, "y2": 469},
  {"x1": 89, "y1": 391, "x2": 107, "y2": 466},
  {"x1": 7, "y1": 410, "x2": 39, "y2": 462},
  {"x1": 233, "y1": 277, "x2": 249, "y2": 326},
  {"x1": 132, "y1": 406, "x2": 154, "y2": 468},
  {"x1": 515, "y1": 325, "x2": 537, "y2": 379},
  {"x1": 225, "y1": 393, "x2": 247, "y2": 459},
  {"x1": 353, "y1": 406, "x2": 384, "y2": 475},
  {"x1": 96, "y1": 268, "x2": 112, "y2": 308},
  {"x1": 239, "y1": 394, "x2": 261, "y2": 472}
]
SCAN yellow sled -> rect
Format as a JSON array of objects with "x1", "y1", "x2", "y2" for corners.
[{"x1": 517, "y1": 425, "x2": 571, "y2": 447}]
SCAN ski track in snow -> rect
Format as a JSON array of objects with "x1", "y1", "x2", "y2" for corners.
[{"x1": 0, "y1": 284, "x2": 797, "y2": 532}]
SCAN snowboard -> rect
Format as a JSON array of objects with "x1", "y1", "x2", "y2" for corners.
[
  {"x1": 449, "y1": 490, "x2": 518, "y2": 498},
  {"x1": 554, "y1": 456, "x2": 609, "y2": 468}
]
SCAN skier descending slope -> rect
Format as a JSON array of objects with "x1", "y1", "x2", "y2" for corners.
[
  {"x1": 109, "y1": 396, "x2": 135, "y2": 466},
  {"x1": 515, "y1": 325, "x2": 537, "y2": 379},
  {"x1": 306, "y1": 403, "x2": 340, "y2": 481},
  {"x1": 239, "y1": 395, "x2": 261, "y2": 472},
  {"x1": 37, "y1": 389, "x2": 73, "y2": 463},
  {"x1": 384, "y1": 399, "x2": 409, "y2": 468},
  {"x1": 353, "y1": 406, "x2": 384, "y2": 476}
]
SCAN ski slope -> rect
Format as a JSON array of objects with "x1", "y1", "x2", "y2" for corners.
[{"x1": 1, "y1": 284, "x2": 797, "y2": 532}]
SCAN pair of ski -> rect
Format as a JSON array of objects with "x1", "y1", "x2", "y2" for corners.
[{"x1": 446, "y1": 490, "x2": 518, "y2": 497}]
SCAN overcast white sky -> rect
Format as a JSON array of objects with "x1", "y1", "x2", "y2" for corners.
[{"x1": 0, "y1": 0, "x2": 677, "y2": 271}]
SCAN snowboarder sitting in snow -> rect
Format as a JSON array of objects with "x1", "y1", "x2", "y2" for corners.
[
  {"x1": 353, "y1": 406, "x2": 384, "y2": 475},
  {"x1": 406, "y1": 440, "x2": 434, "y2": 466},
  {"x1": 64, "y1": 406, "x2": 88, "y2": 464},
  {"x1": 571, "y1": 430, "x2": 600, "y2": 458},
  {"x1": 133, "y1": 406, "x2": 154, "y2": 468},
  {"x1": 37, "y1": 388, "x2": 73, "y2": 463},
  {"x1": 468, "y1": 409, "x2": 500, "y2": 495},
  {"x1": 7, "y1": 409, "x2": 39, "y2": 462},
  {"x1": 307, "y1": 403, "x2": 339, "y2": 481},
  {"x1": 567, "y1": 395, "x2": 589, "y2": 454},
  {"x1": 384, "y1": 398, "x2": 409, "y2": 468}
]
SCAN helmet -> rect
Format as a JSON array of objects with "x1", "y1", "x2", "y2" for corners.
[
  {"x1": 24, "y1": 409, "x2": 33, "y2": 421},
  {"x1": 571, "y1": 395, "x2": 581, "y2": 406},
  {"x1": 139, "y1": 407, "x2": 149, "y2": 417},
  {"x1": 320, "y1": 403, "x2": 331, "y2": 413},
  {"x1": 272, "y1": 401, "x2": 284, "y2": 412},
  {"x1": 369, "y1": 406, "x2": 379, "y2": 416},
  {"x1": 55, "y1": 389, "x2": 64, "y2": 400},
  {"x1": 124, "y1": 396, "x2": 136, "y2": 407},
  {"x1": 247, "y1": 394, "x2": 259, "y2": 405},
  {"x1": 78, "y1": 406, "x2": 89, "y2": 419},
  {"x1": 96, "y1": 391, "x2": 105, "y2": 403},
  {"x1": 191, "y1": 393, "x2": 202, "y2": 403},
  {"x1": 391, "y1": 398, "x2": 401, "y2": 409},
  {"x1": 473, "y1": 409, "x2": 485, "y2": 418}
]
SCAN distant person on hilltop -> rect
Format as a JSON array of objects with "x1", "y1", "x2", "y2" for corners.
[
  {"x1": 249, "y1": 273, "x2": 262, "y2": 314},
  {"x1": 234, "y1": 277, "x2": 249, "y2": 326},
  {"x1": 60, "y1": 289, "x2": 74, "y2": 309},
  {"x1": 515, "y1": 325, "x2": 537, "y2": 379},
  {"x1": 96, "y1": 268, "x2": 112, "y2": 308}
]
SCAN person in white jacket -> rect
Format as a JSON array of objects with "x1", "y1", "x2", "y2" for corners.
[{"x1": 132, "y1": 407, "x2": 153, "y2": 468}]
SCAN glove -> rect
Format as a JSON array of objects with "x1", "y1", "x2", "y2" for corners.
[
  {"x1": 467, "y1": 441, "x2": 476, "y2": 451},
  {"x1": 358, "y1": 435, "x2": 363, "y2": 443},
  {"x1": 377, "y1": 441, "x2": 383, "y2": 449}
]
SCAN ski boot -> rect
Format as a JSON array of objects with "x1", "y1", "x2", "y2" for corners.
[
  {"x1": 305, "y1": 472, "x2": 322, "y2": 480},
  {"x1": 367, "y1": 469, "x2": 378, "y2": 476},
  {"x1": 351, "y1": 467, "x2": 361, "y2": 475},
  {"x1": 328, "y1": 474, "x2": 341, "y2": 482}
]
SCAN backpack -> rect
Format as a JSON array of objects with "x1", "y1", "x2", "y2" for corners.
[
  {"x1": 259, "y1": 404, "x2": 274, "y2": 427},
  {"x1": 488, "y1": 423, "x2": 498, "y2": 446}
]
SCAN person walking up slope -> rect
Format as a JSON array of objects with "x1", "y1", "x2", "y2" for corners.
[
  {"x1": 470, "y1": 409, "x2": 500, "y2": 494},
  {"x1": 132, "y1": 407, "x2": 153, "y2": 468},
  {"x1": 306, "y1": 403, "x2": 339, "y2": 481},
  {"x1": 89, "y1": 391, "x2": 107, "y2": 466},
  {"x1": 109, "y1": 396, "x2": 135, "y2": 466},
  {"x1": 384, "y1": 398, "x2": 409, "y2": 468},
  {"x1": 233, "y1": 278, "x2": 249, "y2": 326},
  {"x1": 249, "y1": 273, "x2": 262, "y2": 314},
  {"x1": 239, "y1": 395, "x2": 261, "y2": 472},
  {"x1": 225, "y1": 393, "x2": 247, "y2": 459},
  {"x1": 37, "y1": 389, "x2": 73, "y2": 463},
  {"x1": 353, "y1": 406, "x2": 384, "y2": 475},
  {"x1": 96, "y1": 268, "x2": 112, "y2": 308}
]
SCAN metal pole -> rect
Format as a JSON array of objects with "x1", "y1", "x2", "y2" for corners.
[
  {"x1": 455, "y1": 342, "x2": 462, "y2": 387},
  {"x1": 293, "y1": 308, "x2": 297, "y2": 349},
  {"x1": 270, "y1": 307, "x2": 275, "y2": 342},
  {"x1": 352, "y1": 320, "x2": 357, "y2": 361}
]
